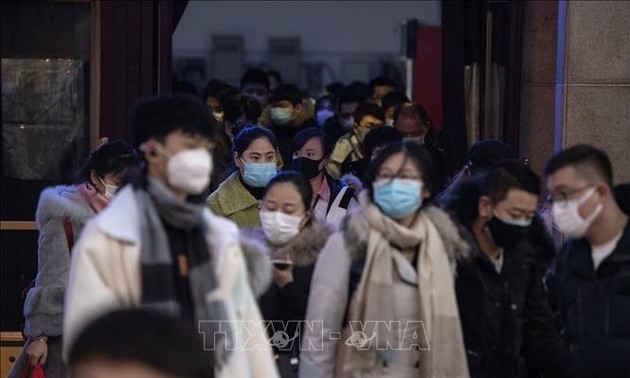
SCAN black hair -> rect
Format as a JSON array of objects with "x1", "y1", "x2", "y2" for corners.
[
  {"x1": 68, "y1": 309, "x2": 209, "y2": 378},
  {"x1": 368, "y1": 76, "x2": 398, "y2": 92},
  {"x1": 382, "y1": 91, "x2": 410, "y2": 112},
  {"x1": 77, "y1": 140, "x2": 138, "y2": 185},
  {"x1": 348, "y1": 81, "x2": 370, "y2": 99},
  {"x1": 393, "y1": 102, "x2": 430, "y2": 126},
  {"x1": 315, "y1": 95, "x2": 336, "y2": 112},
  {"x1": 222, "y1": 93, "x2": 263, "y2": 126},
  {"x1": 544, "y1": 144, "x2": 614, "y2": 187},
  {"x1": 337, "y1": 87, "x2": 367, "y2": 108},
  {"x1": 354, "y1": 102, "x2": 385, "y2": 124},
  {"x1": 267, "y1": 69, "x2": 283, "y2": 85},
  {"x1": 614, "y1": 183, "x2": 630, "y2": 215},
  {"x1": 172, "y1": 81, "x2": 198, "y2": 96},
  {"x1": 264, "y1": 171, "x2": 313, "y2": 212},
  {"x1": 292, "y1": 127, "x2": 332, "y2": 157},
  {"x1": 131, "y1": 94, "x2": 217, "y2": 149},
  {"x1": 240, "y1": 68, "x2": 270, "y2": 91},
  {"x1": 364, "y1": 141, "x2": 438, "y2": 198},
  {"x1": 466, "y1": 139, "x2": 518, "y2": 174},
  {"x1": 268, "y1": 84, "x2": 303, "y2": 106},
  {"x1": 233, "y1": 125, "x2": 278, "y2": 156},
  {"x1": 482, "y1": 159, "x2": 541, "y2": 204},
  {"x1": 326, "y1": 82, "x2": 344, "y2": 97},
  {"x1": 363, "y1": 126, "x2": 403, "y2": 160}
]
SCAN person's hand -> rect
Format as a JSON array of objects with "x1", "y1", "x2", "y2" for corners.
[
  {"x1": 26, "y1": 338, "x2": 48, "y2": 366},
  {"x1": 272, "y1": 265, "x2": 294, "y2": 288}
]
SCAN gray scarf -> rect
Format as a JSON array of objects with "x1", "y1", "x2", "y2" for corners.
[{"x1": 134, "y1": 175, "x2": 234, "y2": 370}]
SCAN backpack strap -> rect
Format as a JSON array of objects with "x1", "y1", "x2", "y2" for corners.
[
  {"x1": 63, "y1": 218, "x2": 74, "y2": 253},
  {"x1": 339, "y1": 187, "x2": 355, "y2": 210}
]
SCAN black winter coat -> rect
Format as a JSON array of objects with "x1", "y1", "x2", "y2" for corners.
[
  {"x1": 550, "y1": 221, "x2": 630, "y2": 378},
  {"x1": 456, "y1": 239, "x2": 572, "y2": 378}
]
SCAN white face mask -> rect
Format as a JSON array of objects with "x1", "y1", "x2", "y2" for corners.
[
  {"x1": 340, "y1": 116, "x2": 354, "y2": 130},
  {"x1": 552, "y1": 187, "x2": 603, "y2": 238},
  {"x1": 98, "y1": 176, "x2": 118, "y2": 201},
  {"x1": 260, "y1": 210, "x2": 304, "y2": 245},
  {"x1": 159, "y1": 147, "x2": 213, "y2": 195}
]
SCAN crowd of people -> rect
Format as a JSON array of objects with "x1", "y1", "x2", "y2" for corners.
[{"x1": 9, "y1": 68, "x2": 629, "y2": 378}]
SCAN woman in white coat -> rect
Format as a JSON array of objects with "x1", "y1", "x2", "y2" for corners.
[{"x1": 299, "y1": 141, "x2": 471, "y2": 378}]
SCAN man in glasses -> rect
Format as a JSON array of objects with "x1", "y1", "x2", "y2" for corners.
[{"x1": 545, "y1": 144, "x2": 629, "y2": 378}]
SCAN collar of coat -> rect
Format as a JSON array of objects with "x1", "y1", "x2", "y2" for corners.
[
  {"x1": 242, "y1": 220, "x2": 332, "y2": 267},
  {"x1": 342, "y1": 203, "x2": 472, "y2": 263},
  {"x1": 214, "y1": 171, "x2": 259, "y2": 216},
  {"x1": 36, "y1": 185, "x2": 95, "y2": 227},
  {"x1": 94, "y1": 182, "x2": 273, "y2": 298}
]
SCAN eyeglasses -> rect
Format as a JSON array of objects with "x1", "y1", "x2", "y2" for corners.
[{"x1": 546, "y1": 185, "x2": 592, "y2": 209}]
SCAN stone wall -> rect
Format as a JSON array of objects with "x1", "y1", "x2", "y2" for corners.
[{"x1": 521, "y1": 1, "x2": 630, "y2": 184}]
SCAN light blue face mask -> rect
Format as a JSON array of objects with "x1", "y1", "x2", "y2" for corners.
[
  {"x1": 373, "y1": 178, "x2": 423, "y2": 220},
  {"x1": 242, "y1": 162, "x2": 277, "y2": 187},
  {"x1": 270, "y1": 107, "x2": 294, "y2": 126}
]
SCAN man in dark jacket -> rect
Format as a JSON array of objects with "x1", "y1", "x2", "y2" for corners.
[
  {"x1": 444, "y1": 160, "x2": 571, "y2": 378},
  {"x1": 545, "y1": 144, "x2": 630, "y2": 378}
]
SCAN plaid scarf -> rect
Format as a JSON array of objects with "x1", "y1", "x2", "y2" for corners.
[{"x1": 131, "y1": 172, "x2": 234, "y2": 370}]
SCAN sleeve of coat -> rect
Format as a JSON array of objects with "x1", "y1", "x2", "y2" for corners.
[
  {"x1": 23, "y1": 215, "x2": 71, "y2": 338},
  {"x1": 521, "y1": 264, "x2": 574, "y2": 377},
  {"x1": 213, "y1": 233, "x2": 279, "y2": 378},
  {"x1": 299, "y1": 233, "x2": 351, "y2": 378},
  {"x1": 62, "y1": 221, "x2": 124, "y2": 362}
]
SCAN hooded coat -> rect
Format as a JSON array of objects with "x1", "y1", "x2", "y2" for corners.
[{"x1": 9, "y1": 185, "x2": 95, "y2": 378}]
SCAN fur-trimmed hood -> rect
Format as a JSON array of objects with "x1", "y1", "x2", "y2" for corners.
[
  {"x1": 35, "y1": 185, "x2": 95, "y2": 228},
  {"x1": 242, "y1": 220, "x2": 332, "y2": 267},
  {"x1": 342, "y1": 202, "x2": 472, "y2": 264}
]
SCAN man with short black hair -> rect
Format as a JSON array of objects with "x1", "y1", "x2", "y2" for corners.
[
  {"x1": 321, "y1": 87, "x2": 367, "y2": 147},
  {"x1": 368, "y1": 76, "x2": 398, "y2": 107},
  {"x1": 263, "y1": 84, "x2": 313, "y2": 166},
  {"x1": 545, "y1": 144, "x2": 629, "y2": 378},
  {"x1": 327, "y1": 102, "x2": 384, "y2": 178},
  {"x1": 240, "y1": 68, "x2": 270, "y2": 108},
  {"x1": 444, "y1": 160, "x2": 571, "y2": 378},
  {"x1": 63, "y1": 94, "x2": 279, "y2": 378}
]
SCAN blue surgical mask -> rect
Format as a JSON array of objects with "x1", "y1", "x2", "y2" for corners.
[
  {"x1": 373, "y1": 178, "x2": 423, "y2": 219},
  {"x1": 270, "y1": 107, "x2": 294, "y2": 126},
  {"x1": 242, "y1": 161, "x2": 277, "y2": 187}
]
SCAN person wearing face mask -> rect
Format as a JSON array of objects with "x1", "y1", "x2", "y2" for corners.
[
  {"x1": 393, "y1": 102, "x2": 445, "y2": 190},
  {"x1": 327, "y1": 103, "x2": 385, "y2": 179},
  {"x1": 300, "y1": 141, "x2": 471, "y2": 378},
  {"x1": 442, "y1": 160, "x2": 572, "y2": 378},
  {"x1": 203, "y1": 80, "x2": 240, "y2": 192},
  {"x1": 314, "y1": 95, "x2": 336, "y2": 128},
  {"x1": 208, "y1": 125, "x2": 280, "y2": 228},
  {"x1": 240, "y1": 68, "x2": 270, "y2": 108},
  {"x1": 241, "y1": 172, "x2": 332, "y2": 377},
  {"x1": 544, "y1": 145, "x2": 629, "y2": 378},
  {"x1": 321, "y1": 88, "x2": 366, "y2": 149},
  {"x1": 62, "y1": 95, "x2": 279, "y2": 378},
  {"x1": 261, "y1": 84, "x2": 314, "y2": 166},
  {"x1": 288, "y1": 127, "x2": 358, "y2": 230},
  {"x1": 9, "y1": 140, "x2": 137, "y2": 378}
]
